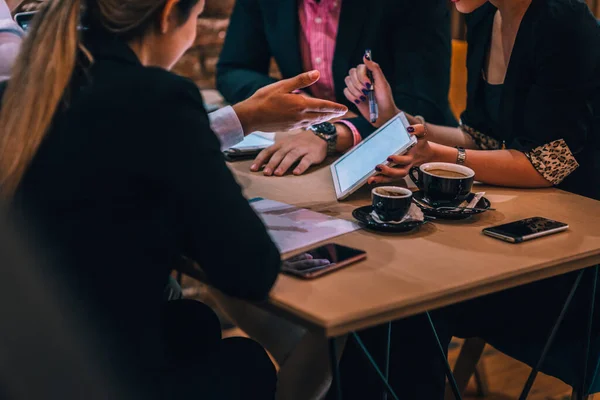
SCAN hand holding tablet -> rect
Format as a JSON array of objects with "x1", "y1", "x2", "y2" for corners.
[{"x1": 331, "y1": 113, "x2": 417, "y2": 200}]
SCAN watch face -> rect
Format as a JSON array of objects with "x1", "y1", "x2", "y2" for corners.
[{"x1": 313, "y1": 122, "x2": 337, "y2": 136}]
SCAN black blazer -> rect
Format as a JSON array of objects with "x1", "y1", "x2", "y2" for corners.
[
  {"x1": 1, "y1": 32, "x2": 280, "y2": 368},
  {"x1": 461, "y1": 0, "x2": 600, "y2": 200},
  {"x1": 216, "y1": 0, "x2": 457, "y2": 137}
]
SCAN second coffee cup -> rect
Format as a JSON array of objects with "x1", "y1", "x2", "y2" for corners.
[{"x1": 409, "y1": 162, "x2": 475, "y2": 206}]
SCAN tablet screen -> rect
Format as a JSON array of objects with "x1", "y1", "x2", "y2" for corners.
[{"x1": 334, "y1": 116, "x2": 411, "y2": 195}]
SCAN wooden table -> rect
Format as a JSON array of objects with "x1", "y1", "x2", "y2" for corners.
[{"x1": 228, "y1": 158, "x2": 600, "y2": 338}]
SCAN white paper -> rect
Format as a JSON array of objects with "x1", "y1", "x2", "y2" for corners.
[
  {"x1": 230, "y1": 132, "x2": 275, "y2": 150},
  {"x1": 251, "y1": 199, "x2": 361, "y2": 254}
]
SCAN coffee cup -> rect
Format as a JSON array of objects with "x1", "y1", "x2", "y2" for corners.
[
  {"x1": 409, "y1": 162, "x2": 475, "y2": 206},
  {"x1": 372, "y1": 186, "x2": 413, "y2": 222}
]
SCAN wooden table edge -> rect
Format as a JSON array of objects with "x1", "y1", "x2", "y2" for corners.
[{"x1": 261, "y1": 251, "x2": 600, "y2": 338}]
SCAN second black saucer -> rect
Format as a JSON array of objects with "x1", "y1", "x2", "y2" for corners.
[{"x1": 412, "y1": 192, "x2": 492, "y2": 220}]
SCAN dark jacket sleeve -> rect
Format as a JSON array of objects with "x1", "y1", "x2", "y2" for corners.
[
  {"x1": 514, "y1": 2, "x2": 600, "y2": 154},
  {"x1": 388, "y1": 0, "x2": 457, "y2": 127},
  {"x1": 153, "y1": 78, "x2": 281, "y2": 301},
  {"x1": 216, "y1": 0, "x2": 277, "y2": 104}
]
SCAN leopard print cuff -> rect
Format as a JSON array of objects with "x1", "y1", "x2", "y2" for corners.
[
  {"x1": 459, "y1": 123, "x2": 502, "y2": 150},
  {"x1": 526, "y1": 139, "x2": 579, "y2": 185}
]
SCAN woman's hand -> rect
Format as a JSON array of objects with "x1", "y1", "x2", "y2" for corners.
[
  {"x1": 368, "y1": 124, "x2": 435, "y2": 185},
  {"x1": 233, "y1": 70, "x2": 348, "y2": 134},
  {"x1": 343, "y1": 56, "x2": 400, "y2": 128}
]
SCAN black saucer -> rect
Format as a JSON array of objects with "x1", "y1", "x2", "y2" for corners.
[
  {"x1": 352, "y1": 206, "x2": 425, "y2": 233},
  {"x1": 412, "y1": 192, "x2": 492, "y2": 220}
]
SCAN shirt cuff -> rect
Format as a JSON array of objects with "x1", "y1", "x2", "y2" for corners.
[
  {"x1": 336, "y1": 120, "x2": 362, "y2": 148},
  {"x1": 209, "y1": 106, "x2": 245, "y2": 151},
  {"x1": 526, "y1": 139, "x2": 580, "y2": 185},
  {"x1": 459, "y1": 122, "x2": 501, "y2": 150},
  {"x1": 0, "y1": 19, "x2": 24, "y2": 37}
]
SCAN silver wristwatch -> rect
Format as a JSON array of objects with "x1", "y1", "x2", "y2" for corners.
[
  {"x1": 456, "y1": 146, "x2": 467, "y2": 165},
  {"x1": 309, "y1": 122, "x2": 338, "y2": 155}
]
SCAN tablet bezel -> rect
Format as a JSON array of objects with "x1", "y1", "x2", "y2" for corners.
[{"x1": 331, "y1": 113, "x2": 416, "y2": 201}]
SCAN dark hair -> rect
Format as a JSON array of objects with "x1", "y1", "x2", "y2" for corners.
[
  {"x1": 87, "y1": 0, "x2": 200, "y2": 40},
  {"x1": 0, "y1": 0, "x2": 200, "y2": 198}
]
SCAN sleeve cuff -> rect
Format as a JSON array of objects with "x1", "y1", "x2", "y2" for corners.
[
  {"x1": 208, "y1": 105, "x2": 245, "y2": 151},
  {"x1": 0, "y1": 20, "x2": 24, "y2": 37},
  {"x1": 459, "y1": 122, "x2": 501, "y2": 150},
  {"x1": 526, "y1": 139, "x2": 580, "y2": 185},
  {"x1": 336, "y1": 120, "x2": 362, "y2": 148}
]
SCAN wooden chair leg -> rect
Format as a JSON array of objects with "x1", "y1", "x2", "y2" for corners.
[
  {"x1": 445, "y1": 338, "x2": 487, "y2": 400},
  {"x1": 473, "y1": 361, "x2": 490, "y2": 397}
]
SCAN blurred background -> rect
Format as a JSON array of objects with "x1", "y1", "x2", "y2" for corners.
[{"x1": 9, "y1": 0, "x2": 600, "y2": 90}]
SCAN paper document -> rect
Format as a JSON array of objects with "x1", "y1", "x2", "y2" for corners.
[
  {"x1": 250, "y1": 198, "x2": 361, "y2": 254},
  {"x1": 230, "y1": 132, "x2": 275, "y2": 150}
]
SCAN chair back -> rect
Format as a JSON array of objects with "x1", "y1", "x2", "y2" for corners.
[{"x1": 449, "y1": 39, "x2": 468, "y2": 121}]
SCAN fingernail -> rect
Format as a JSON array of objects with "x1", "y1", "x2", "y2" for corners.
[
  {"x1": 375, "y1": 166, "x2": 382, "y2": 172},
  {"x1": 387, "y1": 157, "x2": 393, "y2": 162},
  {"x1": 407, "y1": 126, "x2": 415, "y2": 133},
  {"x1": 366, "y1": 82, "x2": 372, "y2": 89},
  {"x1": 308, "y1": 70, "x2": 319, "y2": 79},
  {"x1": 362, "y1": 89, "x2": 369, "y2": 95},
  {"x1": 275, "y1": 169, "x2": 282, "y2": 175},
  {"x1": 354, "y1": 100, "x2": 361, "y2": 104},
  {"x1": 360, "y1": 95, "x2": 367, "y2": 101},
  {"x1": 293, "y1": 169, "x2": 300, "y2": 175},
  {"x1": 264, "y1": 168, "x2": 272, "y2": 175}
]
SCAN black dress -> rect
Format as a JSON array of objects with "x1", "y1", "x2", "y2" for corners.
[
  {"x1": 334, "y1": 1, "x2": 600, "y2": 399},
  {"x1": 2, "y1": 31, "x2": 280, "y2": 398}
]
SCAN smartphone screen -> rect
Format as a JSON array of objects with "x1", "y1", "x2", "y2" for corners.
[
  {"x1": 281, "y1": 243, "x2": 366, "y2": 279},
  {"x1": 483, "y1": 217, "x2": 568, "y2": 242}
]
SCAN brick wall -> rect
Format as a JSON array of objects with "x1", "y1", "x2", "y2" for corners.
[{"x1": 171, "y1": 0, "x2": 236, "y2": 89}]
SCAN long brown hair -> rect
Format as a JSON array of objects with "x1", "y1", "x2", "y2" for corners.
[{"x1": 0, "y1": 0, "x2": 199, "y2": 198}]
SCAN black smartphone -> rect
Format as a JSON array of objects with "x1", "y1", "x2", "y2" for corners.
[
  {"x1": 223, "y1": 147, "x2": 263, "y2": 161},
  {"x1": 14, "y1": 11, "x2": 37, "y2": 31},
  {"x1": 14, "y1": 10, "x2": 86, "y2": 32},
  {"x1": 482, "y1": 217, "x2": 569, "y2": 243},
  {"x1": 281, "y1": 243, "x2": 367, "y2": 279}
]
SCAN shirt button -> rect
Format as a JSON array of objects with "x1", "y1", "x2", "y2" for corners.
[
  {"x1": 333, "y1": 2, "x2": 338, "y2": 7},
  {"x1": 315, "y1": 57, "x2": 323, "y2": 64},
  {"x1": 315, "y1": 17, "x2": 323, "y2": 24}
]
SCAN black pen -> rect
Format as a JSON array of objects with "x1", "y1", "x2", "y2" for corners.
[{"x1": 364, "y1": 49, "x2": 378, "y2": 123}]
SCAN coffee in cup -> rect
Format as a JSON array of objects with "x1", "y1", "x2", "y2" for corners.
[
  {"x1": 409, "y1": 162, "x2": 475, "y2": 206},
  {"x1": 372, "y1": 186, "x2": 413, "y2": 222}
]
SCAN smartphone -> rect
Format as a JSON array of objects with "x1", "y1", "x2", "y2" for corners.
[
  {"x1": 281, "y1": 243, "x2": 367, "y2": 279},
  {"x1": 14, "y1": 10, "x2": 86, "y2": 32},
  {"x1": 223, "y1": 147, "x2": 263, "y2": 161},
  {"x1": 482, "y1": 217, "x2": 569, "y2": 243},
  {"x1": 14, "y1": 11, "x2": 37, "y2": 31}
]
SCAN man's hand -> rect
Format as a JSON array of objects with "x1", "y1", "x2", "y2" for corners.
[
  {"x1": 233, "y1": 70, "x2": 348, "y2": 134},
  {"x1": 250, "y1": 123, "x2": 354, "y2": 176},
  {"x1": 250, "y1": 130, "x2": 328, "y2": 176}
]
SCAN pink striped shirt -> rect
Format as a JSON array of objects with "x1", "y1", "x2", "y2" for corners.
[{"x1": 298, "y1": 0, "x2": 361, "y2": 146}]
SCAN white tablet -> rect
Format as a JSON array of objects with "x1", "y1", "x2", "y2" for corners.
[{"x1": 331, "y1": 113, "x2": 417, "y2": 200}]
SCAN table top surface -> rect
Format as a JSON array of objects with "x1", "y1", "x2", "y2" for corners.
[{"x1": 228, "y1": 157, "x2": 600, "y2": 337}]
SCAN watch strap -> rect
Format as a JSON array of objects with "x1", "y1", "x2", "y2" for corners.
[{"x1": 311, "y1": 124, "x2": 338, "y2": 155}]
